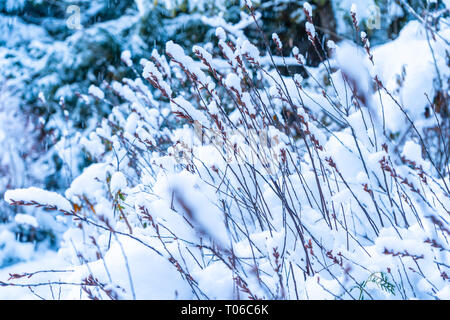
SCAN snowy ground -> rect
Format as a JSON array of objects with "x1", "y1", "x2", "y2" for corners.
[{"x1": 0, "y1": 251, "x2": 66, "y2": 299}]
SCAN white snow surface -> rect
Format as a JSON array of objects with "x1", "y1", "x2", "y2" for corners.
[{"x1": 4, "y1": 188, "x2": 73, "y2": 213}]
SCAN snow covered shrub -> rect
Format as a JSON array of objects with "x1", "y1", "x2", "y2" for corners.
[
  {"x1": 2, "y1": 2, "x2": 449, "y2": 299},
  {"x1": 0, "y1": 0, "x2": 236, "y2": 265}
]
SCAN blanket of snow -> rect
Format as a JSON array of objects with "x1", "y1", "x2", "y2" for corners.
[{"x1": 0, "y1": 1, "x2": 449, "y2": 300}]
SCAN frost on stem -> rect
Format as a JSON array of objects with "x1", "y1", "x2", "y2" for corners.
[
  {"x1": 142, "y1": 60, "x2": 172, "y2": 98},
  {"x1": 303, "y1": 2, "x2": 313, "y2": 23},
  {"x1": 239, "y1": 40, "x2": 260, "y2": 65},
  {"x1": 292, "y1": 46, "x2": 306, "y2": 65},
  {"x1": 166, "y1": 41, "x2": 209, "y2": 86},
  {"x1": 225, "y1": 73, "x2": 243, "y2": 96},
  {"x1": 121, "y1": 50, "x2": 132, "y2": 67},
  {"x1": 88, "y1": 85, "x2": 105, "y2": 100},
  {"x1": 350, "y1": 3, "x2": 357, "y2": 16},
  {"x1": 215, "y1": 27, "x2": 227, "y2": 41},
  {"x1": 305, "y1": 22, "x2": 316, "y2": 42},
  {"x1": 272, "y1": 33, "x2": 282, "y2": 50},
  {"x1": 5, "y1": 187, "x2": 73, "y2": 213},
  {"x1": 244, "y1": 0, "x2": 254, "y2": 10},
  {"x1": 110, "y1": 172, "x2": 127, "y2": 195},
  {"x1": 171, "y1": 96, "x2": 209, "y2": 126}
]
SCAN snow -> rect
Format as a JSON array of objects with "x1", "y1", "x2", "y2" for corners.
[
  {"x1": 305, "y1": 22, "x2": 316, "y2": 39},
  {"x1": 171, "y1": 96, "x2": 209, "y2": 126},
  {"x1": 0, "y1": 229, "x2": 35, "y2": 267},
  {"x1": 88, "y1": 85, "x2": 105, "y2": 100},
  {"x1": 4, "y1": 188, "x2": 73, "y2": 213},
  {"x1": 14, "y1": 214, "x2": 39, "y2": 229},
  {"x1": 193, "y1": 45, "x2": 213, "y2": 66},
  {"x1": 402, "y1": 141, "x2": 430, "y2": 171},
  {"x1": 65, "y1": 235, "x2": 193, "y2": 299},
  {"x1": 370, "y1": 20, "x2": 449, "y2": 132},
  {"x1": 167, "y1": 172, "x2": 229, "y2": 247},
  {"x1": 0, "y1": 0, "x2": 449, "y2": 301},
  {"x1": 303, "y1": 2, "x2": 313, "y2": 16},
  {"x1": 224, "y1": 73, "x2": 242, "y2": 95},
  {"x1": 272, "y1": 33, "x2": 282, "y2": 48},
  {"x1": 240, "y1": 40, "x2": 260, "y2": 62},
  {"x1": 293, "y1": 74, "x2": 303, "y2": 84},
  {"x1": 0, "y1": 251, "x2": 65, "y2": 299},
  {"x1": 65, "y1": 163, "x2": 114, "y2": 205},
  {"x1": 38, "y1": 92, "x2": 46, "y2": 103},
  {"x1": 215, "y1": 27, "x2": 227, "y2": 41},
  {"x1": 335, "y1": 41, "x2": 372, "y2": 105},
  {"x1": 327, "y1": 40, "x2": 336, "y2": 50},
  {"x1": 110, "y1": 172, "x2": 128, "y2": 194},
  {"x1": 142, "y1": 60, "x2": 173, "y2": 97},
  {"x1": 166, "y1": 41, "x2": 209, "y2": 85},
  {"x1": 193, "y1": 262, "x2": 234, "y2": 299},
  {"x1": 121, "y1": 50, "x2": 133, "y2": 67}
]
